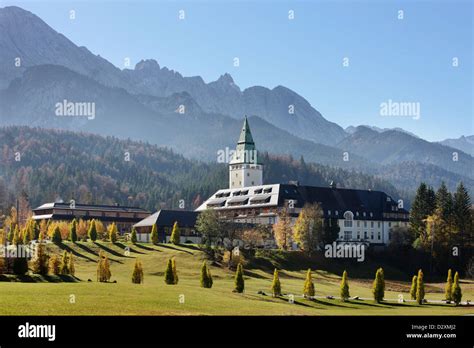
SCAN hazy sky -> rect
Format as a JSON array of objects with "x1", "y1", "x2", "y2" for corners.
[{"x1": 4, "y1": 0, "x2": 473, "y2": 141}]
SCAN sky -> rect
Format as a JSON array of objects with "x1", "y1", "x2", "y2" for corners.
[{"x1": 3, "y1": 0, "x2": 473, "y2": 141}]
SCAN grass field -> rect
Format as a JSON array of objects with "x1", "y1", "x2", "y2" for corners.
[{"x1": 0, "y1": 241, "x2": 473, "y2": 315}]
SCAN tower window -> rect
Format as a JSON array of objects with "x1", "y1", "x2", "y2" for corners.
[{"x1": 247, "y1": 173, "x2": 249, "y2": 176}]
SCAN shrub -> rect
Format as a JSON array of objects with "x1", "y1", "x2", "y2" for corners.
[
  {"x1": 445, "y1": 269, "x2": 453, "y2": 301},
  {"x1": 340, "y1": 270, "x2": 350, "y2": 302},
  {"x1": 234, "y1": 263, "x2": 245, "y2": 293},
  {"x1": 416, "y1": 269, "x2": 425, "y2": 305},
  {"x1": 131, "y1": 228, "x2": 138, "y2": 244},
  {"x1": 170, "y1": 222, "x2": 180, "y2": 245},
  {"x1": 303, "y1": 268, "x2": 315, "y2": 298},
  {"x1": 271, "y1": 269, "x2": 281, "y2": 297},
  {"x1": 31, "y1": 243, "x2": 49, "y2": 275},
  {"x1": 372, "y1": 268, "x2": 385, "y2": 303},
  {"x1": 410, "y1": 275, "x2": 417, "y2": 300},
  {"x1": 451, "y1": 272, "x2": 462, "y2": 305},
  {"x1": 48, "y1": 255, "x2": 61, "y2": 275},
  {"x1": 164, "y1": 258, "x2": 175, "y2": 285},
  {"x1": 132, "y1": 258, "x2": 144, "y2": 284}
]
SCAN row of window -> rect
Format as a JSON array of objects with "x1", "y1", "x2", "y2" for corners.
[{"x1": 343, "y1": 231, "x2": 383, "y2": 241}]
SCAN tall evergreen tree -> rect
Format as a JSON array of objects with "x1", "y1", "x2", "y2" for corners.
[
  {"x1": 200, "y1": 261, "x2": 212, "y2": 288},
  {"x1": 88, "y1": 219, "x2": 97, "y2": 242},
  {"x1": 170, "y1": 221, "x2": 180, "y2": 245},
  {"x1": 51, "y1": 226, "x2": 62, "y2": 244},
  {"x1": 69, "y1": 219, "x2": 78, "y2": 242},
  {"x1": 303, "y1": 268, "x2": 315, "y2": 298},
  {"x1": 445, "y1": 269, "x2": 453, "y2": 302},
  {"x1": 31, "y1": 243, "x2": 49, "y2": 275},
  {"x1": 59, "y1": 250, "x2": 70, "y2": 275},
  {"x1": 150, "y1": 223, "x2": 158, "y2": 245},
  {"x1": 171, "y1": 258, "x2": 179, "y2": 284},
  {"x1": 130, "y1": 228, "x2": 138, "y2": 244},
  {"x1": 410, "y1": 183, "x2": 436, "y2": 243},
  {"x1": 271, "y1": 268, "x2": 281, "y2": 297},
  {"x1": 451, "y1": 271, "x2": 462, "y2": 306},
  {"x1": 68, "y1": 253, "x2": 75, "y2": 276},
  {"x1": 416, "y1": 269, "x2": 425, "y2": 305},
  {"x1": 410, "y1": 275, "x2": 418, "y2": 300},
  {"x1": 340, "y1": 270, "x2": 350, "y2": 302},
  {"x1": 436, "y1": 182, "x2": 453, "y2": 222},
  {"x1": 234, "y1": 263, "x2": 245, "y2": 293},
  {"x1": 48, "y1": 254, "x2": 61, "y2": 275},
  {"x1": 108, "y1": 222, "x2": 118, "y2": 243},
  {"x1": 453, "y1": 182, "x2": 471, "y2": 245},
  {"x1": 164, "y1": 258, "x2": 175, "y2": 285},
  {"x1": 372, "y1": 268, "x2": 385, "y2": 303},
  {"x1": 132, "y1": 258, "x2": 144, "y2": 284}
]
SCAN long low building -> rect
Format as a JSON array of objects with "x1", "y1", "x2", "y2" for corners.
[
  {"x1": 133, "y1": 209, "x2": 199, "y2": 243},
  {"x1": 32, "y1": 202, "x2": 150, "y2": 233}
]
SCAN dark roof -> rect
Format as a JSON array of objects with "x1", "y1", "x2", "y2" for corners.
[
  {"x1": 33, "y1": 202, "x2": 149, "y2": 213},
  {"x1": 134, "y1": 210, "x2": 198, "y2": 228}
]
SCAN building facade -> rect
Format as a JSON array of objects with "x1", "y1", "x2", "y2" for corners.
[{"x1": 32, "y1": 202, "x2": 150, "y2": 234}]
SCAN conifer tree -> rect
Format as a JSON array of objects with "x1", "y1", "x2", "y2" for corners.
[
  {"x1": 445, "y1": 269, "x2": 453, "y2": 302},
  {"x1": 451, "y1": 271, "x2": 462, "y2": 306},
  {"x1": 69, "y1": 219, "x2": 78, "y2": 242},
  {"x1": 164, "y1": 258, "x2": 175, "y2": 285},
  {"x1": 303, "y1": 268, "x2": 315, "y2": 298},
  {"x1": 234, "y1": 263, "x2": 245, "y2": 293},
  {"x1": 132, "y1": 258, "x2": 144, "y2": 284},
  {"x1": 410, "y1": 275, "x2": 418, "y2": 300},
  {"x1": 170, "y1": 221, "x2": 180, "y2": 245},
  {"x1": 172, "y1": 257, "x2": 178, "y2": 284},
  {"x1": 131, "y1": 228, "x2": 138, "y2": 244},
  {"x1": 200, "y1": 261, "x2": 211, "y2": 288},
  {"x1": 22, "y1": 226, "x2": 31, "y2": 244},
  {"x1": 436, "y1": 182, "x2": 453, "y2": 222},
  {"x1": 68, "y1": 253, "x2": 75, "y2": 276},
  {"x1": 207, "y1": 265, "x2": 213, "y2": 288},
  {"x1": 31, "y1": 243, "x2": 49, "y2": 275},
  {"x1": 59, "y1": 250, "x2": 70, "y2": 275},
  {"x1": 372, "y1": 268, "x2": 385, "y2": 303},
  {"x1": 150, "y1": 223, "x2": 158, "y2": 244},
  {"x1": 340, "y1": 270, "x2": 350, "y2": 302},
  {"x1": 12, "y1": 226, "x2": 22, "y2": 245},
  {"x1": 51, "y1": 226, "x2": 62, "y2": 244},
  {"x1": 88, "y1": 219, "x2": 97, "y2": 242},
  {"x1": 271, "y1": 268, "x2": 281, "y2": 297},
  {"x1": 97, "y1": 250, "x2": 111, "y2": 282},
  {"x1": 416, "y1": 269, "x2": 425, "y2": 305},
  {"x1": 108, "y1": 223, "x2": 118, "y2": 243},
  {"x1": 453, "y1": 182, "x2": 471, "y2": 245},
  {"x1": 48, "y1": 255, "x2": 61, "y2": 275}
]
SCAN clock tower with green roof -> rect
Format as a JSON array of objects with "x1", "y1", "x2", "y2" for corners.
[{"x1": 229, "y1": 116, "x2": 263, "y2": 189}]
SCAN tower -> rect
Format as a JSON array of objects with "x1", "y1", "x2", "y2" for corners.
[{"x1": 229, "y1": 116, "x2": 263, "y2": 189}]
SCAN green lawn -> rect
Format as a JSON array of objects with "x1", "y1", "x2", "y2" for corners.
[{"x1": 0, "y1": 241, "x2": 472, "y2": 315}]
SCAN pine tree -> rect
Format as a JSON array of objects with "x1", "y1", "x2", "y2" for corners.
[
  {"x1": 31, "y1": 243, "x2": 49, "y2": 275},
  {"x1": 200, "y1": 261, "x2": 212, "y2": 288},
  {"x1": 59, "y1": 250, "x2": 70, "y2": 275},
  {"x1": 131, "y1": 228, "x2": 138, "y2": 244},
  {"x1": 451, "y1": 271, "x2": 462, "y2": 306},
  {"x1": 170, "y1": 221, "x2": 180, "y2": 245},
  {"x1": 172, "y1": 258, "x2": 178, "y2": 284},
  {"x1": 69, "y1": 219, "x2": 78, "y2": 242},
  {"x1": 48, "y1": 255, "x2": 61, "y2": 275},
  {"x1": 303, "y1": 268, "x2": 315, "y2": 298},
  {"x1": 271, "y1": 268, "x2": 281, "y2": 297},
  {"x1": 12, "y1": 225, "x2": 21, "y2": 245},
  {"x1": 445, "y1": 269, "x2": 453, "y2": 302},
  {"x1": 436, "y1": 182, "x2": 453, "y2": 222},
  {"x1": 410, "y1": 275, "x2": 418, "y2": 300},
  {"x1": 340, "y1": 270, "x2": 350, "y2": 302},
  {"x1": 164, "y1": 258, "x2": 175, "y2": 285},
  {"x1": 150, "y1": 223, "x2": 158, "y2": 245},
  {"x1": 234, "y1": 263, "x2": 245, "y2": 293},
  {"x1": 68, "y1": 253, "x2": 75, "y2": 276},
  {"x1": 132, "y1": 258, "x2": 144, "y2": 284},
  {"x1": 453, "y1": 182, "x2": 471, "y2": 245},
  {"x1": 108, "y1": 222, "x2": 118, "y2": 243},
  {"x1": 372, "y1": 268, "x2": 385, "y2": 303},
  {"x1": 51, "y1": 226, "x2": 62, "y2": 244},
  {"x1": 22, "y1": 226, "x2": 31, "y2": 244},
  {"x1": 416, "y1": 269, "x2": 425, "y2": 305},
  {"x1": 88, "y1": 219, "x2": 97, "y2": 242}
]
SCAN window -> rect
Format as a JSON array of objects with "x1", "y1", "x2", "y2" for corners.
[
  {"x1": 371, "y1": 231, "x2": 374, "y2": 239},
  {"x1": 357, "y1": 221, "x2": 360, "y2": 227},
  {"x1": 388, "y1": 232, "x2": 391, "y2": 240},
  {"x1": 344, "y1": 231, "x2": 352, "y2": 240},
  {"x1": 378, "y1": 222, "x2": 381, "y2": 228},
  {"x1": 335, "y1": 210, "x2": 339, "y2": 215},
  {"x1": 363, "y1": 212, "x2": 366, "y2": 217},
  {"x1": 343, "y1": 211, "x2": 353, "y2": 228},
  {"x1": 388, "y1": 222, "x2": 392, "y2": 227},
  {"x1": 370, "y1": 212, "x2": 373, "y2": 217},
  {"x1": 251, "y1": 181, "x2": 254, "y2": 185},
  {"x1": 371, "y1": 221, "x2": 374, "y2": 228},
  {"x1": 364, "y1": 221, "x2": 367, "y2": 228},
  {"x1": 356, "y1": 231, "x2": 360, "y2": 239},
  {"x1": 247, "y1": 173, "x2": 249, "y2": 176},
  {"x1": 364, "y1": 231, "x2": 368, "y2": 239},
  {"x1": 328, "y1": 210, "x2": 331, "y2": 215},
  {"x1": 356, "y1": 212, "x2": 359, "y2": 217},
  {"x1": 377, "y1": 232, "x2": 381, "y2": 240}
]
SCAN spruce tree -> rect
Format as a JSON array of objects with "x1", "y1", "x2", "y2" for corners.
[
  {"x1": 49, "y1": 255, "x2": 61, "y2": 275},
  {"x1": 170, "y1": 221, "x2": 180, "y2": 245},
  {"x1": 132, "y1": 258, "x2": 144, "y2": 284},
  {"x1": 340, "y1": 270, "x2": 350, "y2": 302},
  {"x1": 416, "y1": 269, "x2": 425, "y2": 305},
  {"x1": 410, "y1": 275, "x2": 418, "y2": 300},
  {"x1": 234, "y1": 263, "x2": 245, "y2": 293},
  {"x1": 88, "y1": 219, "x2": 97, "y2": 242},
  {"x1": 59, "y1": 250, "x2": 70, "y2": 275},
  {"x1": 108, "y1": 223, "x2": 118, "y2": 243},
  {"x1": 451, "y1": 272, "x2": 462, "y2": 305},
  {"x1": 445, "y1": 269, "x2": 453, "y2": 302},
  {"x1": 172, "y1": 258, "x2": 179, "y2": 284},
  {"x1": 150, "y1": 223, "x2": 158, "y2": 244},
  {"x1": 69, "y1": 219, "x2": 78, "y2": 243},
  {"x1": 303, "y1": 268, "x2": 315, "y2": 298},
  {"x1": 31, "y1": 243, "x2": 49, "y2": 275},
  {"x1": 436, "y1": 182, "x2": 453, "y2": 222},
  {"x1": 52, "y1": 226, "x2": 62, "y2": 244},
  {"x1": 453, "y1": 182, "x2": 471, "y2": 245},
  {"x1": 131, "y1": 228, "x2": 138, "y2": 244},
  {"x1": 164, "y1": 258, "x2": 175, "y2": 285},
  {"x1": 372, "y1": 268, "x2": 385, "y2": 303},
  {"x1": 271, "y1": 268, "x2": 281, "y2": 297},
  {"x1": 200, "y1": 261, "x2": 211, "y2": 288}
]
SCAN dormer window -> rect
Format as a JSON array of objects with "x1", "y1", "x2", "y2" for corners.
[{"x1": 328, "y1": 210, "x2": 331, "y2": 215}]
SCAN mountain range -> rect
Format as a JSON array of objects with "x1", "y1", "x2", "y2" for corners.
[{"x1": 0, "y1": 5, "x2": 472, "y2": 198}]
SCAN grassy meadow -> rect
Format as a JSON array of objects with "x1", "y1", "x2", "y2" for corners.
[{"x1": 0, "y1": 241, "x2": 473, "y2": 315}]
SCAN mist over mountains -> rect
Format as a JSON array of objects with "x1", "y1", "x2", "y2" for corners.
[{"x1": 0, "y1": 5, "x2": 472, "y2": 198}]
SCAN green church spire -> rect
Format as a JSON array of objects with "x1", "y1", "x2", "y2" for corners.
[{"x1": 230, "y1": 116, "x2": 260, "y2": 165}]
